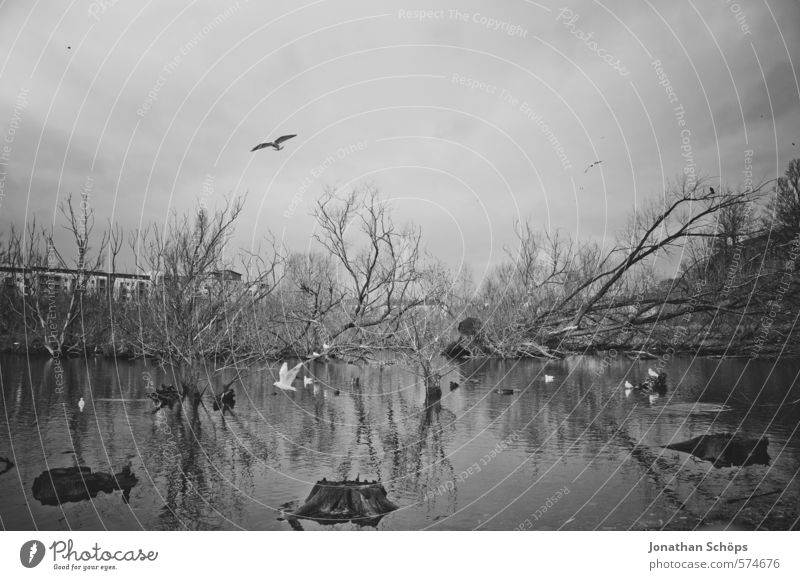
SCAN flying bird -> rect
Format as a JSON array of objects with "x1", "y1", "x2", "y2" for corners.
[
  {"x1": 304, "y1": 376, "x2": 314, "y2": 387},
  {"x1": 648, "y1": 368, "x2": 659, "y2": 378},
  {"x1": 624, "y1": 381, "x2": 634, "y2": 396},
  {"x1": 544, "y1": 375, "x2": 554, "y2": 383},
  {"x1": 78, "y1": 397, "x2": 85, "y2": 412},
  {"x1": 584, "y1": 160, "x2": 602, "y2": 173},
  {"x1": 251, "y1": 134, "x2": 297, "y2": 152},
  {"x1": 274, "y1": 362, "x2": 303, "y2": 391}
]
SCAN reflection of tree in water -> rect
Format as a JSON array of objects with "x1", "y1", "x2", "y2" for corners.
[
  {"x1": 387, "y1": 388, "x2": 458, "y2": 516},
  {"x1": 150, "y1": 404, "x2": 257, "y2": 530},
  {"x1": 348, "y1": 376, "x2": 382, "y2": 478}
]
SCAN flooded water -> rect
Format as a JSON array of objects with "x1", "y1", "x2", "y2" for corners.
[{"x1": 1, "y1": 353, "x2": 799, "y2": 530}]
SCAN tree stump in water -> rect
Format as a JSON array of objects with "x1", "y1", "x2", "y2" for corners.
[
  {"x1": 292, "y1": 478, "x2": 399, "y2": 527},
  {"x1": 32, "y1": 465, "x2": 138, "y2": 505},
  {"x1": 663, "y1": 433, "x2": 769, "y2": 468},
  {"x1": 425, "y1": 375, "x2": 442, "y2": 397}
]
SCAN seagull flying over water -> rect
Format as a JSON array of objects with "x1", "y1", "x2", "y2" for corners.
[
  {"x1": 274, "y1": 362, "x2": 303, "y2": 391},
  {"x1": 648, "y1": 368, "x2": 659, "y2": 378},
  {"x1": 78, "y1": 397, "x2": 85, "y2": 412},
  {"x1": 584, "y1": 160, "x2": 602, "y2": 173},
  {"x1": 251, "y1": 134, "x2": 297, "y2": 152},
  {"x1": 544, "y1": 375, "x2": 554, "y2": 383},
  {"x1": 304, "y1": 376, "x2": 314, "y2": 387}
]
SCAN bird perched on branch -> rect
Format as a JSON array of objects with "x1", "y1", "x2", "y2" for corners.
[
  {"x1": 251, "y1": 134, "x2": 296, "y2": 152},
  {"x1": 274, "y1": 362, "x2": 303, "y2": 391}
]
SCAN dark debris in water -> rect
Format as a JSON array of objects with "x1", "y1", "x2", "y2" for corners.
[
  {"x1": 662, "y1": 433, "x2": 770, "y2": 468},
  {"x1": 0, "y1": 456, "x2": 14, "y2": 476},
  {"x1": 32, "y1": 465, "x2": 138, "y2": 505}
]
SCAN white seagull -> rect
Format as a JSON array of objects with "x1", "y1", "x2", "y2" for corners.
[
  {"x1": 78, "y1": 397, "x2": 85, "y2": 412},
  {"x1": 624, "y1": 381, "x2": 634, "y2": 397},
  {"x1": 544, "y1": 375, "x2": 554, "y2": 383},
  {"x1": 304, "y1": 376, "x2": 314, "y2": 387},
  {"x1": 648, "y1": 368, "x2": 659, "y2": 378},
  {"x1": 251, "y1": 134, "x2": 296, "y2": 152},
  {"x1": 274, "y1": 362, "x2": 303, "y2": 391}
]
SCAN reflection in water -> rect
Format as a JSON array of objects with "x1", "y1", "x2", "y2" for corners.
[
  {"x1": 32, "y1": 466, "x2": 137, "y2": 505},
  {"x1": 1, "y1": 353, "x2": 799, "y2": 530}
]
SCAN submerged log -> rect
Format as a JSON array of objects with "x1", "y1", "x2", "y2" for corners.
[
  {"x1": 32, "y1": 465, "x2": 138, "y2": 505},
  {"x1": 292, "y1": 478, "x2": 399, "y2": 527},
  {"x1": 663, "y1": 433, "x2": 770, "y2": 468}
]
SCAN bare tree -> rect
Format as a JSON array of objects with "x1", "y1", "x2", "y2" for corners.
[
  {"x1": 106, "y1": 220, "x2": 124, "y2": 298},
  {"x1": 4, "y1": 195, "x2": 108, "y2": 356},
  {"x1": 470, "y1": 176, "x2": 773, "y2": 356},
  {"x1": 312, "y1": 185, "x2": 431, "y2": 356},
  {"x1": 278, "y1": 251, "x2": 345, "y2": 355},
  {"x1": 768, "y1": 158, "x2": 800, "y2": 241},
  {"x1": 122, "y1": 195, "x2": 282, "y2": 400},
  {"x1": 393, "y1": 264, "x2": 453, "y2": 392}
]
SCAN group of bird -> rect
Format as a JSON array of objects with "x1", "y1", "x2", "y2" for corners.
[{"x1": 69, "y1": 367, "x2": 663, "y2": 409}]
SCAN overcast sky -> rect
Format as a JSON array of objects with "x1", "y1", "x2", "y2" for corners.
[{"x1": 1, "y1": 0, "x2": 799, "y2": 283}]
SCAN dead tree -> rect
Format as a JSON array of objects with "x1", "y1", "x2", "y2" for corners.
[
  {"x1": 277, "y1": 251, "x2": 346, "y2": 356},
  {"x1": 474, "y1": 176, "x2": 772, "y2": 355},
  {"x1": 4, "y1": 195, "x2": 108, "y2": 356},
  {"x1": 122, "y1": 196, "x2": 282, "y2": 399},
  {"x1": 312, "y1": 185, "x2": 432, "y2": 357}
]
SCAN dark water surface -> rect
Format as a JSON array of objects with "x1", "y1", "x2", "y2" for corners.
[{"x1": 1, "y1": 353, "x2": 799, "y2": 530}]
